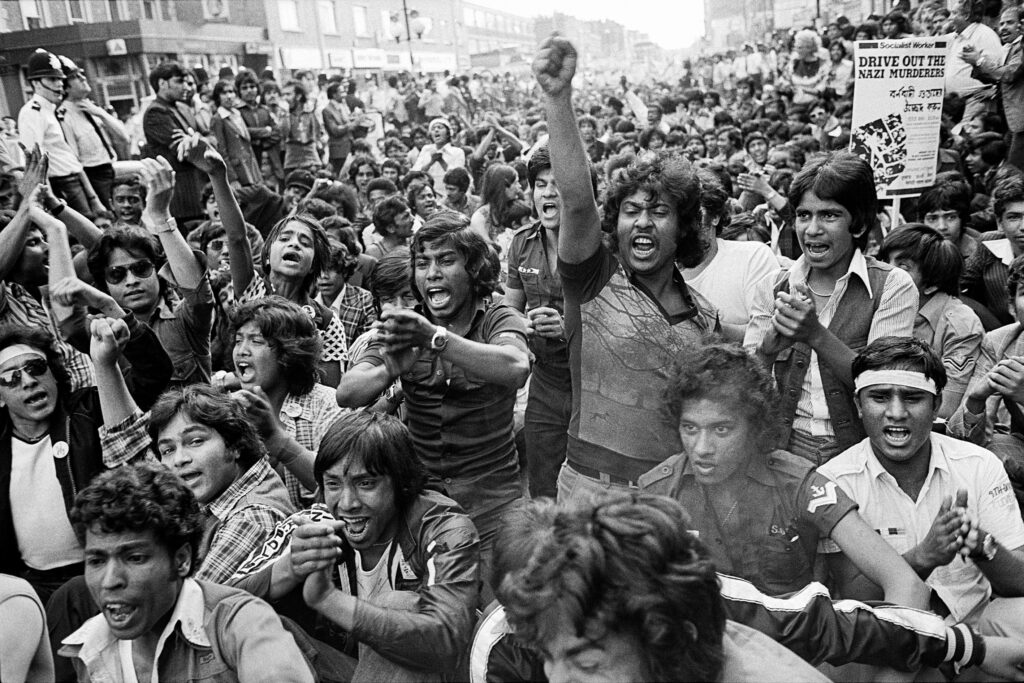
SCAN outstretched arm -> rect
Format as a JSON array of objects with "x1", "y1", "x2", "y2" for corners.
[
  {"x1": 139, "y1": 156, "x2": 203, "y2": 289},
  {"x1": 533, "y1": 36, "x2": 601, "y2": 265}
]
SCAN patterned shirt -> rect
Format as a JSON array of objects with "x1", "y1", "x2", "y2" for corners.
[
  {"x1": 0, "y1": 281, "x2": 95, "y2": 391},
  {"x1": 279, "y1": 384, "x2": 346, "y2": 508},
  {"x1": 99, "y1": 409, "x2": 151, "y2": 468},
  {"x1": 315, "y1": 284, "x2": 377, "y2": 350},
  {"x1": 194, "y1": 459, "x2": 294, "y2": 584},
  {"x1": 235, "y1": 275, "x2": 347, "y2": 366}
]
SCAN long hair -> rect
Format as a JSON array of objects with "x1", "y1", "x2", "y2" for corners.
[
  {"x1": 479, "y1": 163, "x2": 520, "y2": 234},
  {"x1": 261, "y1": 214, "x2": 331, "y2": 293}
]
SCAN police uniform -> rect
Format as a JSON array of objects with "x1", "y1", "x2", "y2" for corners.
[
  {"x1": 17, "y1": 49, "x2": 93, "y2": 216},
  {"x1": 639, "y1": 449, "x2": 857, "y2": 595},
  {"x1": 58, "y1": 56, "x2": 117, "y2": 210}
]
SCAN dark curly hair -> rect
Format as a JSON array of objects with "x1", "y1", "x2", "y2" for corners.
[
  {"x1": 410, "y1": 211, "x2": 498, "y2": 299},
  {"x1": 230, "y1": 296, "x2": 322, "y2": 396},
  {"x1": 348, "y1": 154, "x2": 380, "y2": 186},
  {"x1": 70, "y1": 462, "x2": 203, "y2": 576},
  {"x1": 149, "y1": 383, "x2": 266, "y2": 471},
  {"x1": 662, "y1": 342, "x2": 782, "y2": 449},
  {"x1": 0, "y1": 325, "x2": 73, "y2": 410},
  {"x1": 261, "y1": 214, "x2": 332, "y2": 294},
  {"x1": 314, "y1": 410, "x2": 425, "y2": 512},
  {"x1": 601, "y1": 150, "x2": 705, "y2": 268},
  {"x1": 496, "y1": 494, "x2": 726, "y2": 683}
]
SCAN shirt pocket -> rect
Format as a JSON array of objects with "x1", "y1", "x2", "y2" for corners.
[{"x1": 759, "y1": 535, "x2": 812, "y2": 594}]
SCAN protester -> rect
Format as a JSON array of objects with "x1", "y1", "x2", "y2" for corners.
[{"x1": 59, "y1": 463, "x2": 314, "y2": 682}]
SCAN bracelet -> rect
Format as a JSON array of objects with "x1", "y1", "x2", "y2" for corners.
[
  {"x1": 151, "y1": 217, "x2": 177, "y2": 234},
  {"x1": 48, "y1": 200, "x2": 67, "y2": 217}
]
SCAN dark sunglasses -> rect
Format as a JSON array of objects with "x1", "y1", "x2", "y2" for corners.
[
  {"x1": 207, "y1": 238, "x2": 226, "y2": 251},
  {"x1": 0, "y1": 358, "x2": 49, "y2": 388},
  {"x1": 105, "y1": 259, "x2": 154, "y2": 284}
]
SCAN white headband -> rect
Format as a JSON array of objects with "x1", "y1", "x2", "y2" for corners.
[
  {"x1": 0, "y1": 344, "x2": 46, "y2": 368},
  {"x1": 853, "y1": 369, "x2": 937, "y2": 395}
]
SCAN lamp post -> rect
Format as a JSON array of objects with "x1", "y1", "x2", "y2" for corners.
[{"x1": 402, "y1": 0, "x2": 415, "y2": 71}]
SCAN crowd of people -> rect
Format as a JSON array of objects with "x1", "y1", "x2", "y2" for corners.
[{"x1": 8, "y1": 0, "x2": 1024, "y2": 679}]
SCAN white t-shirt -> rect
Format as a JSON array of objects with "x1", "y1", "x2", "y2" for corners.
[
  {"x1": 818, "y1": 433, "x2": 1024, "y2": 622},
  {"x1": 682, "y1": 239, "x2": 778, "y2": 327},
  {"x1": 356, "y1": 544, "x2": 394, "y2": 603},
  {"x1": 10, "y1": 435, "x2": 83, "y2": 570}
]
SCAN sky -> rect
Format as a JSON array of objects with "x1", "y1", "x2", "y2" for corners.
[{"x1": 469, "y1": 0, "x2": 707, "y2": 51}]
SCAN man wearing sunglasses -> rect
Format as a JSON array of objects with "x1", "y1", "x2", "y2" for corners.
[
  {"x1": 84, "y1": 157, "x2": 215, "y2": 386},
  {"x1": 0, "y1": 315, "x2": 170, "y2": 606}
]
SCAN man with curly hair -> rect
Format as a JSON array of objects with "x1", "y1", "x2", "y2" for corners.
[
  {"x1": 639, "y1": 342, "x2": 929, "y2": 607},
  {"x1": 494, "y1": 493, "x2": 826, "y2": 682},
  {"x1": 533, "y1": 37, "x2": 719, "y2": 504},
  {"x1": 57, "y1": 463, "x2": 313, "y2": 682}
]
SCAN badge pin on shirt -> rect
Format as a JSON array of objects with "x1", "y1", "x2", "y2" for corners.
[{"x1": 52, "y1": 441, "x2": 69, "y2": 459}]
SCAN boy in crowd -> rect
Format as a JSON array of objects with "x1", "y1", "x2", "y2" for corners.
[{"x1": 59, "y1": 463, "x2": 313, "y2": 682}]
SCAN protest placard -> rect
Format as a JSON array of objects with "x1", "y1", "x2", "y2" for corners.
[{"x1": 850, "y1": 38, "x2": 947, "y2": 199}]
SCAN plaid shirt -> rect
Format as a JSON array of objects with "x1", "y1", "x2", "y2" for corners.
[
  {"x1": 234, "y1": 275, "x2": 348, "y2": 364},
  {"x1": 315, "y1": 284, "x2": 377, "y2": 350},
  {"x1": 100, "y1": 408, "x2": 151, "y2": 468},
  {"x1": 0, "y1": 281, "x2": 94, "y2": 391},
  {"x1": 280, "y1": 384, "x2": 346, "y2": 508},
  {"x1": 194, "y1": 459, "x2": 294, "y2": 584}
]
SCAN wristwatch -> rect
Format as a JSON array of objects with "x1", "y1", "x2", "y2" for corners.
[
  {"x1": 429, "y1": 326, "x2": 449, "y2": 353},
  {"x1": 970, "y1": 532, "x2": 998, "y2": 562}
]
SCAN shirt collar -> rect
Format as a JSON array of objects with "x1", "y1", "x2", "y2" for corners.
[
  {"x1": 862, "y1": 434, "x2": 950, "y2": 482},
  {"x1": 791, "y1": 247, "x2": 872, "y2": 298},
  {"x1": 983, "y1": 238, "x2": 1016, "y2": 266},
  {"x1": 31, "y1": 93, "x2": 55, "y2": 112},
  {"x1": 204, "y1": 459, "x2": 275, "y2": 521},
  {"x1": 62, "y1": 578, "x2": 209, "y2": 661},
  {"x1": 217, "y1": 105, "x2": 235, "y2": 119}
]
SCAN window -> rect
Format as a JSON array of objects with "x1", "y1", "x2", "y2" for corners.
[
  {"x1": 20, "y1": 0, "x2": 45, "y2": 29},
  {"x1": 66, "y1": 0, "x2": 85, "y2": 22},
  {"x1": 463, "y1": 7, "x2": 473, "y2": 27},
  {"x1": 106, "y1": 0, "x2": 120, "y2": 20},
  {"x1": 141, "y1": 0, "x2": 155, "y2": 19},
  {"x1": 278, "y1": 0, "x2": 299, "y2": 31},
  {"x1": 317, "y1": 0, "x2": 337, "y2": 34},
  {"x1": 352, "y1": 5, "x2": 368, "y2": 37}
]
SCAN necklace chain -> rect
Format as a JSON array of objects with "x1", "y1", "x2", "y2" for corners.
[{"x1": 805, "y1": 280, "x2": 835, "y2": 297}]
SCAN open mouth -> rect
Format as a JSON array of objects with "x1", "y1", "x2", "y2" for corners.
[
  {"x1": 104, "y1": 603, "x2": 138, "y2": 628},
  {"x1": 540, "y1": 202, "x2": 559, "y2": 219},
  {"x1": 631, "y1": 235, "x2": 657, "y2": 259},
  {"x1": 804, "y1": 243, "x2": 830, "y2": 257},
  {"x1": 883, "y1": 426, "x2": 912, "y2": 445},
  {"x1": 235, "y1": 362, "x2": 256, "y2": 383},
  {"x1": 340, "y1": 517, "x2": 369, "y2": 540},
  {"x1": 426, "y1": 287, "x2": 451, "y2": 308},
  {"x1": 24, "y1": 392, "x2": 48, "y2": 408},
  {"x1": 281, "y1": 252, "x2": 302, "y2": 264}
]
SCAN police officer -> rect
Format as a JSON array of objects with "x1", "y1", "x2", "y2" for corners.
[
  {"x1": 57, "y1": 55, "x2": 127, "y2": 212},
  {"x1": 17, "y1": 49, "x2": 106, "y2": 218}
]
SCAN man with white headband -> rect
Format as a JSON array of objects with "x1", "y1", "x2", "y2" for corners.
[{"x1": 819, "y1": 336, "x2": 1024, "y2": 641}]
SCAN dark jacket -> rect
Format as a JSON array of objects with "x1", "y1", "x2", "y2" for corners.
[
  {"x1": 211, "y1": 111, "x2": 262, "y2": 186},
  {"x1": 142, "y1": 97, "x2": 206, "y2": 219},
  {"x1": 0, "y1": 315, "x2": 172, "y2": 576},
  {"x1": 235, "y1": 489, "x2": 480, "y2": 677}
]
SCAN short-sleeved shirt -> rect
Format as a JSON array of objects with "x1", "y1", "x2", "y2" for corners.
[
  {"x1": 818, "y1": 433, "x2": 1024, "y2": 622},
  {"x1": 505, "y1": 221, "x2": 567, "y2": 371},
  {"x1": 18, "y1": 94, "x2": 83, "y2": 177},
  {"x1": 280, "y1": 383, "x2": 346, "y2": 509},
  {"x1": 913, "y1": 292, "x2": 983, "y2": 415},
  {"x1": 639, "y1": 449, "x2": 857, "y2": 595},
  {"x1": 358, "y1": 303, "x2": 529, "y2": 489},
  {"x1": 560, "y1": 245, "x2": 719, "y2": 482},
  {"x1": 681, "y1": 238, "x2": 779, "y2": 328}
]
